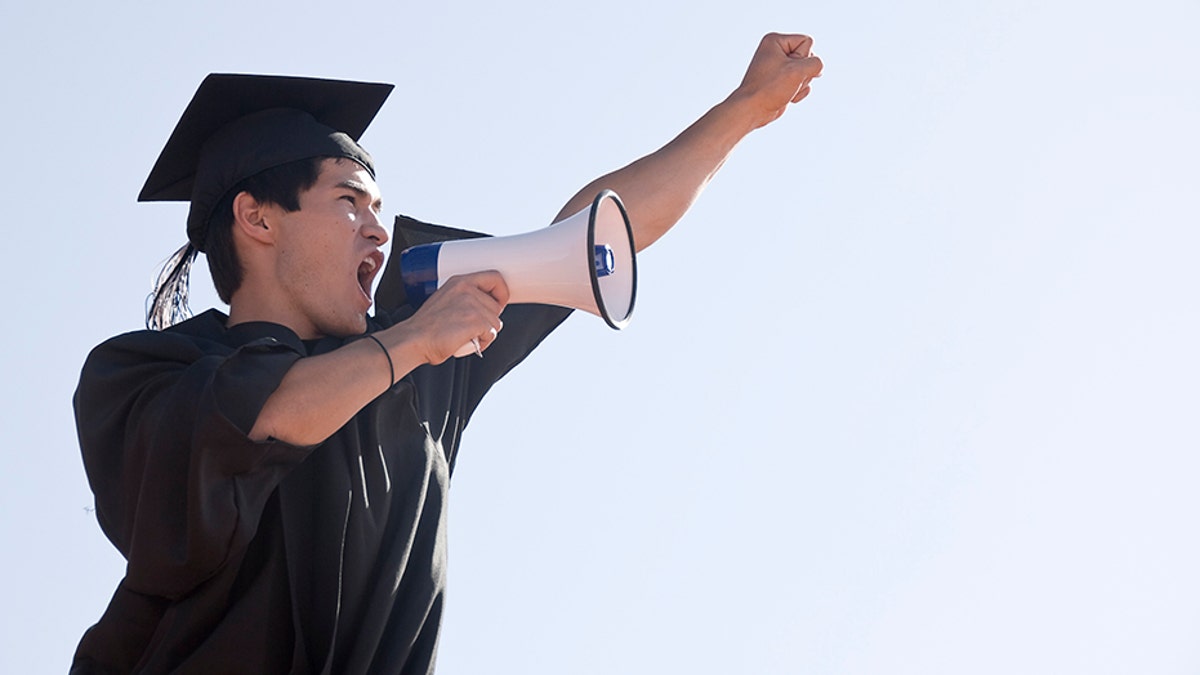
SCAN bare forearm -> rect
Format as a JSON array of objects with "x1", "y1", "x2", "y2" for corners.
[
  {"x1": 248, "y1": 327, "x2": 426, "y2": 445},
  {"x1": 556, "y1": 33, "x2": 823, "y2": 250},
  {"x1": 555, "y1": 96, "x2": 760, "y2": 251}
]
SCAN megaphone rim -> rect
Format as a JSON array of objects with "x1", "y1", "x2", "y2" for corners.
[{"x1": 587, "y1": 188, "x2": 637, "y2": 330}]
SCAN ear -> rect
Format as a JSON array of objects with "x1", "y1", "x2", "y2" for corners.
[{"x1": 232, "y1": 191, "x2": 276, "y2": 245}]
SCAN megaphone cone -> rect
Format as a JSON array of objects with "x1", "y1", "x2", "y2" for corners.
[{"x1": 400, "y1": 190, "x2": 638, "y2": 353}]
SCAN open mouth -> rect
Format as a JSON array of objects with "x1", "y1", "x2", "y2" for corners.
[{"x1": 357, "y1": 251, "x2": 385, "y2": 300}]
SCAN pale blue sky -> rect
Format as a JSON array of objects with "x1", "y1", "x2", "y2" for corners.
[{"x1": 2, "y1": 1, "x2": 1198, "y2": 673}]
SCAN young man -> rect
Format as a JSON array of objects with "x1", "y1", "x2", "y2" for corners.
[{"x1": 72, "y1": 33, "x2": 822, "y2": 674}]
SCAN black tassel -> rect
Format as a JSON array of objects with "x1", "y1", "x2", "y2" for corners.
[{"x1": 146, "y1": 243, "x2": 198, "y2": 330}]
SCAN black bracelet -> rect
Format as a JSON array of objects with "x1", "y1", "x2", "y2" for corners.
[{"x1": 365, "y1": 334, "x2": 395, "y2": 387}]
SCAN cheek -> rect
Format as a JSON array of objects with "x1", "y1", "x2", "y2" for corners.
[
  {"x1": 277, "y1": 239, "x2": 328, "y2": 290},
  {"x1": 276, "y1": 213, "x2": 357, "y2": 287}
]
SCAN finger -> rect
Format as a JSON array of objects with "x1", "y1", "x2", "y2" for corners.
[
  {"x1": 789, "y1": 54, "x2": 823, "y2": 80},
  {"x1": 464, "y1": 290, "x2": 506, "y2": 337},
  {"x1": 469, "y1": 270, "x2": 511, "y2": 307},
  {"x1": 457, "y1": 292, "x2": 504, "y2": 339},
  {"x1": 440, "y1": 272, "x2": 508, "y2": 317},
  {"x1": 478, "y1": 324, "x2": 501, "y2": 352},
  {"x1": 792, "y1": 84, "x2": 811, "y2": 104},
  {"x1": 418, "y1": 280, "x2": 502, "y2": 336},
  {"x1": 772, "y1": 33, "x2": 813, "y2": 59}
]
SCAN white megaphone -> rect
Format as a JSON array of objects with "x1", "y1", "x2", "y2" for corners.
[{"x1": 399, "y1": 189, "x2": 638, "y2": 356}]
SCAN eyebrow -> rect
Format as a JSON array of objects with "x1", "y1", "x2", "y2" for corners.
[{"x1": 337, "y1": 179, "x2": 384, "y2": 212}]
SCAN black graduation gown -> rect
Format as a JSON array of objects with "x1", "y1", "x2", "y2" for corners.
[{"x1": 71, "y1": 218, "x2": 571, "y2": 674}]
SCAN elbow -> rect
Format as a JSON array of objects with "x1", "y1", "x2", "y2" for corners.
[{"x1": 247, "y1": 408, "x2": 328, "y2": 446}]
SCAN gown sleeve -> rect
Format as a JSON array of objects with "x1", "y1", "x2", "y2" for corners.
[{"x1": 75, "y1": 325, "x2": 313, "y2": 600}]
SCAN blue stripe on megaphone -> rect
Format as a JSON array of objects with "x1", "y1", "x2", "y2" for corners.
[{"x1": 399, "y1": 243, "x2": 442, "y2": 308}]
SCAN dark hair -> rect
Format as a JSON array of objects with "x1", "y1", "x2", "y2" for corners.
[{"x1": 146, "y1": 156, "x2": 328, "y2": 330}]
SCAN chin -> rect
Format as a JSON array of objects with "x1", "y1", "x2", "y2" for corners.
[
  {"x1": 318, "y1": 313, "x2": 369, "y2": 339},
  {"x1": 343, "y1": 314, "x2": 369, "y2": 337}
]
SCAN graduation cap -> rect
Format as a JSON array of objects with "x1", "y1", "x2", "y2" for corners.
[{"x1": 139, "y1": 73, "x2": 394, "y2": 251}]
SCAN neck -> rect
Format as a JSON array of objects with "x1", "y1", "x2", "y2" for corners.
[{"x1": 227, "y1": 287, "x2": 320, "y2": 339}]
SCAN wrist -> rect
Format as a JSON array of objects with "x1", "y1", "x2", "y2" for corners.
[
  {"x1": 376, "y1": 323, "x2": 435, "y2": 378},
  {"x1": 720, "y1": 88, "x2": 781, "y2": 132}
]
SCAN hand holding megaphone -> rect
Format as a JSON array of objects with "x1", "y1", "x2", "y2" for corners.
[
  {"x1": 400, "y1": 190, "x2": 638, "y2": 358},
  {"x1": 398, "y1": 270, "x2": 509, "y2": 363}
]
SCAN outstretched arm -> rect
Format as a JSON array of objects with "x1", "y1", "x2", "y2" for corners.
[
  {"x1": 555, "y1": 33, "x2": 824, "y2": 250},
  {"x1": 249, "y1": 34, "x2": 823, "y2": 446}
]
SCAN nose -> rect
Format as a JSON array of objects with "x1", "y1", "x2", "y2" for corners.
[{"x1": 362, "y1": 210, "x2": 389, "y2": 246}]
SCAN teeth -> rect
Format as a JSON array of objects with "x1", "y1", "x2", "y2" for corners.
[{"x1": 362, "y1": 257, "x2": 377, "y2": 273}]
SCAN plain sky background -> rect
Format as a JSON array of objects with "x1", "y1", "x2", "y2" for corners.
[{"x1": 2, "y1": 1, "x2": 1198, "y2": 673}]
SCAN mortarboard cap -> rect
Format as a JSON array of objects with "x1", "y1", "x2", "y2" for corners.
[{"x1": 139, "y1": 73, "x2": 394, "y2": 252}]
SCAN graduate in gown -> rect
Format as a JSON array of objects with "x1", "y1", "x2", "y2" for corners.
[{"x1": 71, "y1": 34, "x2": 823, "y2": 674}]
